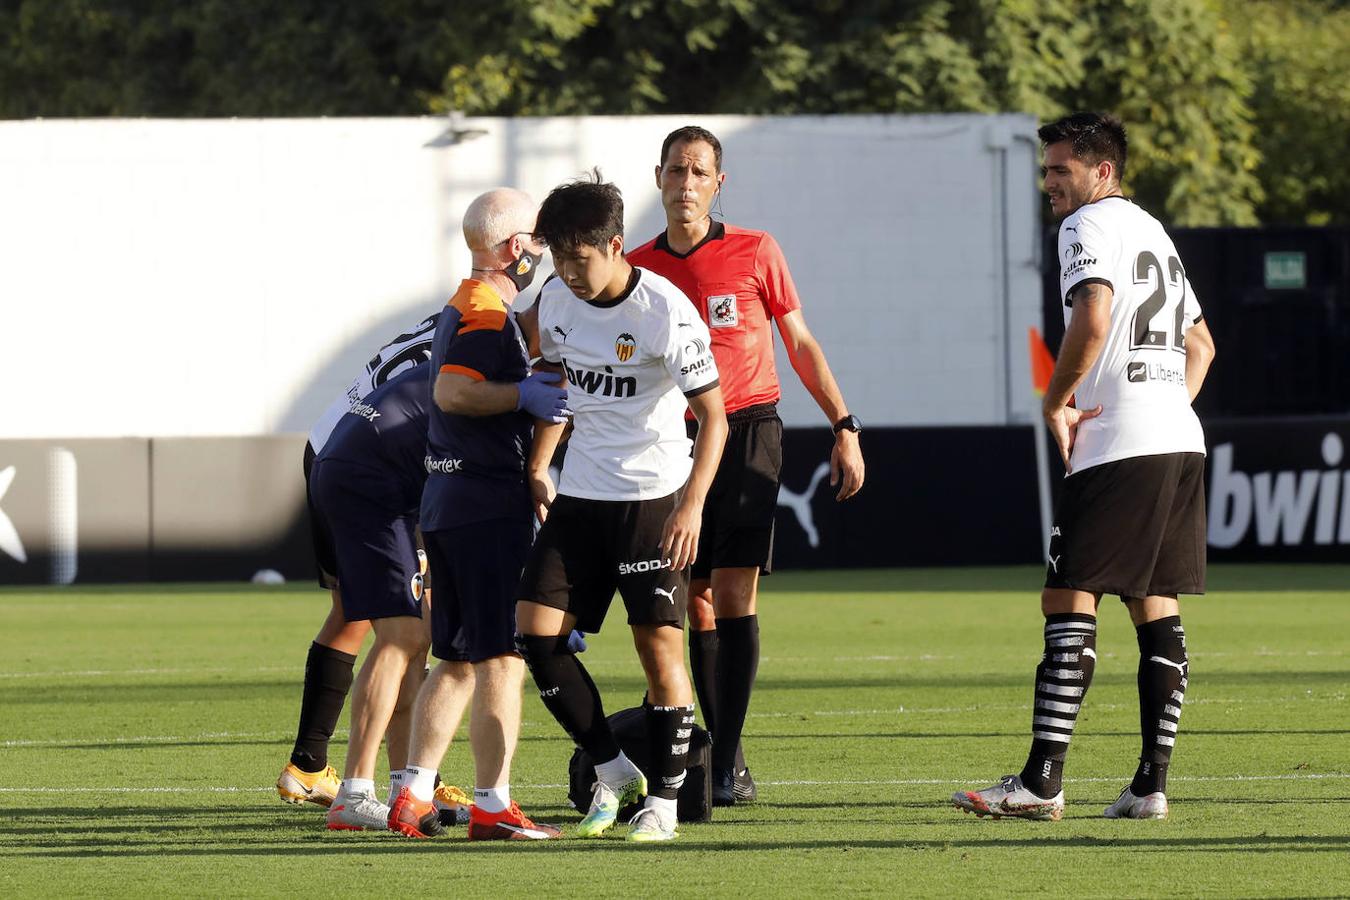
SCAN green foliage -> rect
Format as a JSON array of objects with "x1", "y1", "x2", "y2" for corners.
[
  {"x1": 434, "y1": 0, "x2": 1265, "y2": 225},
  {"x1": 2, "y1": 0, "x2": 1346, "y2": 224},
  {"x1": 1228, "y1": 0, "x2": 1350, "y2": 224},
  {"x1": 0, "y1": 0, "x2": 460, "y2": 116}
]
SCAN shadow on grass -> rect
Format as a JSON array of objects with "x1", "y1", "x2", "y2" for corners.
[{"x1": 6, "y1": 832, "x2": 1349, "y2": 859}]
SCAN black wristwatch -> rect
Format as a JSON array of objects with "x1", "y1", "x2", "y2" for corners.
[{"x1": 832, "y1": 414, "x2": 862, "y2": 434}]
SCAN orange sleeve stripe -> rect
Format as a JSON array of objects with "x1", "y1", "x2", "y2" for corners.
[
  {"x1": 440, "y1": 364, "x2": 485, "y2": 381},
  {"x1": 450, "y1": 281, "x2": 510, "y2": 335}
]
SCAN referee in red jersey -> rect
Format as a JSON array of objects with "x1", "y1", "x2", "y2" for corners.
[{"x1": 627, "y1": 126, "x2": 865, "y2": 805}]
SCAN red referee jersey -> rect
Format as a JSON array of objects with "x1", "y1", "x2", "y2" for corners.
[{"x1": 627, "y1": 221, "x2": 801, "y2": 414}]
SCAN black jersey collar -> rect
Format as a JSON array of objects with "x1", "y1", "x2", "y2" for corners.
[
  {"x1": 586, "y1": 266, "x2": 641, "y2": 309},
  {"x1": 653, "y1": 220, "x2": 726, "y2": 259}
]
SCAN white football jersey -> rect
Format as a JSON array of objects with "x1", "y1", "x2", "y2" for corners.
[
  {"x1": 308, "y1": 312, "x2": 439, "y2": 452},
  {"x1": 1057, "y1": 197, "x2": 1205, "y2": 472},
  {"x1": 537, "y1": 267, "x2": 720, "y2": 501}
]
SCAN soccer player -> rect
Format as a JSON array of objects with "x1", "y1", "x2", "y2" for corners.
[
  {"x1": 515, "y1": 173, "x2": 727, "y2": 843},
  {"x1": 953, "y1": 112, "x2": 1216, "y2": 821},
  {"x1": 277, "y1": 312, "x2": 440, "y2": 808},
  {"x1": 307, "y1": 361, "x2": 438, "y2": 831},
  {"x1": 387, "y1": 188, "x2": 567, "y2": 841},
  {"x1": 626, "y1": 125, "x2": 864, "y2": 805}
]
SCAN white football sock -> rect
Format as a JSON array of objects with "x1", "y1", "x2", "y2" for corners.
[
  {"x1": 594, "y1": 751, "x2": 639, "y2": 787},
  {"x1": 340, "y1": 777, "x2": 375, "y2": 799},
  {"x1": 406, "y1": 766, "x2": 437, "y2": 802},
  {"x1": 473, "y1": 785, "x2": 510, "y2": 814},
  {"x1": 386, "y1": 768, "x2": 406, "y2": 806},
  {"x1": 643, "y1": 795, "x2": 678, "y2": 821}
]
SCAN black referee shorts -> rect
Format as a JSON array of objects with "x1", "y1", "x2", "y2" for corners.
[
  {"x1": 688, "y1": 402, "x2": 783, "y2": 579},
  {"x1": 517, "y1": 492, "x2": 688, "y2": 633},
  {"x1": 1045, "y1": 451, "x2": 1207, "y2": 599}
]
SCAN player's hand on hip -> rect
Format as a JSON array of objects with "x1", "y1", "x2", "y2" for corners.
[
  {"x1": 831, "y1": 431, "x2": 864, "y2": 501},
  {"x1": 528, "y1": 469, "x2": 556, "y2": 523},
  {"x1": 516, "y1": 371, "x2": 570, "y2": 423},
  {"x1": 660, "y1": 500, "x2": 703, "y2": 572},
  {"x1": 1045, "y1": 404, "x2": 1103, "y2": 473}
]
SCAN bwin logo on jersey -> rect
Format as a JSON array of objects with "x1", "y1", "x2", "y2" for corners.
[
  {"x1": 615, "y1": 332, "x2": 637, "y2": 362},
  {"x1": 1066, "y1": 241, "x2": 1085, "y2": 259},
  {"x1": 563, "y1": 360, "x2": 637, "y2": 398}
]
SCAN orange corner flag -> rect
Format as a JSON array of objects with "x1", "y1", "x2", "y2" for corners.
[{"x1": 1029, "y1": 327, "x2": 1056, "y2": 397}]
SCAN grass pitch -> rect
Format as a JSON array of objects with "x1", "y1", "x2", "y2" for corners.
[{"x1": 2, "y1": 565, "x2": 1348, "y2": 898}]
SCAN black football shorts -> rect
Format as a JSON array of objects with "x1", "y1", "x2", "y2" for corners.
[
  {"x1": 517, "y1": 491, "x2": 689, "y2": 633},
  {"x1": 1045, "y1": 451, "x2": 1207, "y2": 599},
  {"x1": 308, "y1": 456, "x2": 424, "y2": 621}
]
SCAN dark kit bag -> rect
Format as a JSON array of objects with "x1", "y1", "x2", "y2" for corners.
[{"x1": 567, "y1": 706, "x2": 713, "y2": 823}]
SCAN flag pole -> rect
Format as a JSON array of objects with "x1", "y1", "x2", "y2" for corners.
[{"x1": 1028, "y1": 328, "x2": 1056, "y2": 558}]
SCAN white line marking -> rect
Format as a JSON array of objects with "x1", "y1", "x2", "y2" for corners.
[
  {"x1": 0, "y1": 649, "x2": 1340, "y2": 680},
  {"x1": 1, "y1": 773, "x2": 1346, "y2": 794},
  {"x1": 0, "y1": 665, "x2": 298, "y2": 680}
]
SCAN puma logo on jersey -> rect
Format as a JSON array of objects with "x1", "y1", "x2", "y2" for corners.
[
  {"x1": 553, "y1": 325, "x2": 573, "y2": 342},
  {"x1": 654, "y1": 586, "x2": 678, "y2": 604},
  {"x1": 1050, "y1": 526, "x2": 1062, "y2": 538},
  {"x1": 563, "y1": 360, "x2": 637, "y2": 398}
]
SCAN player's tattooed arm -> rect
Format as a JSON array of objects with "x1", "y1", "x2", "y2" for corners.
[{"x1": 1043, "y1": 282, "x2": 1112, "y2": 470}]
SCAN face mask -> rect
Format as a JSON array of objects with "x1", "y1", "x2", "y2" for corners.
[{"x1": 503, "y1": 247, "x2": 542, "y2": 292}]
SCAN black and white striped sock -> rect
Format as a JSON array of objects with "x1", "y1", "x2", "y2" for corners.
[
  {"x1": 1131, "y1": 615, "x2": 1187, "y2": 796},
  {"x1": 1020, "y1": 613, "x2": 1098, "y2": 798}
]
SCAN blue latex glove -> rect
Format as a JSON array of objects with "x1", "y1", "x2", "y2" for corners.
[
  {"x1": 516, "y1": 371, "x2": 569, "y2": 423},
  {"x1": 567, "y1": 630, "x2": 588, "y2": 654}
]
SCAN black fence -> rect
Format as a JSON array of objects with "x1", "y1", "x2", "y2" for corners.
[
  {"x1": 4, "y1": 419, "x2": 1347, "y2": 585},
  {"x1": 1042, "y1": 225, "x2": 1350, "y2": 419}
]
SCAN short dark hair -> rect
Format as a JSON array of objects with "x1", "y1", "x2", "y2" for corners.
[
  {"x1": 660, "y1": 125, "x2": 723, "y2": 172},
  {"x1": 1038, "y1": 112, "x2": 1128, "y2": 181},
  {"x1": 535, "y1": 169, "x2": 624, "y2": 253}
]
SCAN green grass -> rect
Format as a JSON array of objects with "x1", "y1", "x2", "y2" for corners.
[{"x1": 2, "y1": 565, "x2": 1348, "y2": 897}]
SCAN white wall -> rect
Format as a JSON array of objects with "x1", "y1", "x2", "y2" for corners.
[{"x1": 0, "y1": 114, "x2": 1041, "y2": 437}]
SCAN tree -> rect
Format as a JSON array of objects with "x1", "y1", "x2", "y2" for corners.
[
  {"x1": 1227, "y1": 0, "x2": 1350, "y2": 224},
  {"x1": 435, "y1": 0, "x2": 1262, "y2": 225}
]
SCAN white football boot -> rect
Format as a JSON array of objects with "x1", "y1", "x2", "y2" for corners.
[
  {"x1": 1104, "y1": 787, "x2": 1168, "y2": 819},
  {"x1": 326, "y1": 792, "x2": 392, "y2": 831},
  {"x1": 626, "y1": 804, "x2": 679, "y2": 843},
  {"x1": 952, "y1": 774, "x2": 1064, "y2": 821}
]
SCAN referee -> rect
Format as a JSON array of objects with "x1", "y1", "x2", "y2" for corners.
[{"x1": 627, "y1": 126, "x2": 865, "y2": 805}]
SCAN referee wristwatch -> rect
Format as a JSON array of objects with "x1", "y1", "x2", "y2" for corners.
[{"x1": 832, "y1": 414, "x2": 862, "y2": 435}]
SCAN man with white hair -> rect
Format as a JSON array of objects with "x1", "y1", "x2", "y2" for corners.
[{"x1": 388, "y1": 188, "x2": 569, "y2": 841}]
